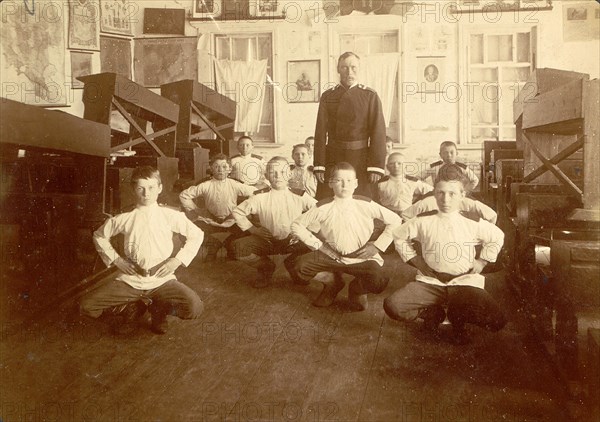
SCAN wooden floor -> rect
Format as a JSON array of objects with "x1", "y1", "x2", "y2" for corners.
[{"x1": 1, "y1": 253, "x2": 572, "y2": 422}]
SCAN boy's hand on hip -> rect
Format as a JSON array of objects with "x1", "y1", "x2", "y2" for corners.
[
  {"x1": 114, "y1": 257, "x2": 138, "y2": 275},
  {"x1": 469, "y1": 258, "x2": 488, "y2": 274},
  {"x1": 319, "y1": 244, "x2": 342, "y2": 262},
  {"x1": 249, "y1": 226, "x2": 273, "y2": 240},
  {"x1": 347, "y1": 242, "x2": 379, "y2": 259},
  {"x1": 154, "y1": 258, "x2": 182, "y2": 278}
]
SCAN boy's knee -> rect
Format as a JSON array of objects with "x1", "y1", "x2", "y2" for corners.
[
  {"x1": 79, "y1": 298, "x2": 101, "y2": 319},
  {"x1": 179, "y1": 296, "x2": 204, "y2": 320},
  {"x1": 383, "y1": 297, "x2": 407, "y2": 321}
]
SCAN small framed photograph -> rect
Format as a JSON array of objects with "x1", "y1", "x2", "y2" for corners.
[
  {"x1": 68, "y1": 0, "x2": 101, "y2": 51},
  {"x1": 252, "y1": 0, "x2": 282, "y2": 17},
  {"x1": 71, "y1": 51, "x2": 94, "y2": 88},
  {"x1": 192, "y1": 0, "x2": 222, "y2": 19},
  {"x1": 417, "y1": 57, "x2": 445, "y2": 92},
  {"x1": 286, "y1": 60, "x2": 320, "y2": 103}
]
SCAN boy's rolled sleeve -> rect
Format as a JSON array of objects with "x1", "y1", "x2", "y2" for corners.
[
  {"x1": 171, "y1": 213, "x2": 204, "y2": 267},
  {"x1": 371, "y1": 202, "x2": 402, "y2": 252},
  {"x1": 393, "y1": 221, "x2": 418, "y2": 263},
  {"x1": 93, "y1": 217, "x2": 121, "y2": 267},
  {"x1": 478, "y1": 221, "x2": 504, "y2": 263},
  {"x1": 179, "y1": 184, "x2": 204, "y2": 211},
  {"x1": 291, "y1": 210, "x2": 323, "y2": 251},
  {"x1": 232, "y1": 198, "x2": 256, "y2": 232}
]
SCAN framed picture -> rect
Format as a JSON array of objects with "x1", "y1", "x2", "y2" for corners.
[
  {"x1": 68, "y1": 0, "x2": 101, "y2": 51},
  {"x1": 71, "y1": 51, "x2": 94, "y2": 88},
  {"x1": 192, "y1": 0, "x2": 222, "y2": 19},
  {"x1": 100, "y1": 0, "x2": 134, "y2": 36},
  {"x1": 134, "y1": 37, "x2": 198, "y2": 88},
  {"x1": 286, "y1": 60, "x2": 320, "y2": 103},
  {"x1": 143, "y1": 8, "x2": 185, "y2": 35},
  {"x1": 100, "y1": 36, "x2": 131, "y2": 79},
  {"x1": 417, "y1": 57, "x2": 445, "y2": 92},
  {"x1": 452, "y1": 0, "x2": 551, "y2": 13},
  {"x1": 252, "y1": 0, "x2": 283, "y2": 17}
]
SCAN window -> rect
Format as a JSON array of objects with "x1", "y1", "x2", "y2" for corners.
[
  {"x1": 466, "y1": 29, "x2": 534, "y2": 144},
  {"x1": 338, "y1": 32, "x2": 400, "y2": 142},
  {"x1": 214, "y1": 33, "x2": 274, "y2": 143}
]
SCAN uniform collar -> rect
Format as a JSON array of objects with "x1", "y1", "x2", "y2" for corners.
[{"x1": 438, "y1": 210, "x2": 461, "y2": 219}]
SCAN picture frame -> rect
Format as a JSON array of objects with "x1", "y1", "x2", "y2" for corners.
[
  {"x1": 252, "y1": 0, "x2": 283, "y2": 17},
  {"x1": 192, "y1": 0, "x2": 222, "y2": 19},
  {"x1": 286, "y1": 60, "x2": 320, "y2": 103},
  {"x1": 417, "y1": 57, "x2": 445, "y2": 92},
  {"x1": 68, "y1": 0, "x2": 101, "y2": 51},
  {"x1": 71, "y1": 51, "x2": 94, "y2": 88},
  {"x1": 143, "y1": 8, "x2": 186, "y2": 35},
  {"x1": 100, "y1": 0, "x2": 134, "y2": 36},
  {"x1": 133, "y1": 37, "x2": 198, "y2": 88},
  {"x1": 451, "y1": 0, "x2": 552, "y2": 13},
  {"x1": 100, "y1": 35, "x2": 132, "y2": 79}
]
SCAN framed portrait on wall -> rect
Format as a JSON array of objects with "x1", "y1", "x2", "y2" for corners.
[
  {"x1": 100, "y1": 0, "x2": 134, "y2": 36},
  {"x1": 286, "y1": 60, "x2": 320, "y2": 103},
  {"x1": 192, "y1": 0, "x2": 222, "y2": 19},
  {"x1": 71, "y1": 51, "x2": 94, "y2": 88},
  {"x1": 417, "y1": 57, "x2": 445, "y2": 92},
  {"x1": 68, "y1": 0, "x2": 101, "y2": 51}
]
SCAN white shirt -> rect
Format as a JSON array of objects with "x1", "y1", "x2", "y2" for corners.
[
  {"x1": 291, "y1": 197, "x2": 402, "y2": 266},
  {"x1": 179, "y1": 178, "x2": 256, "y2": 220},
  {"x1": 288, "y1": 165, "x2": 318, "y2": 198},
  {"x1": 93, "y1": 203, "x2": 204, "y2": 290},
  {"x1": 377, "y1": 175, "x2": 433, "y2": 213},
  {"x1": 401, "y1": 196, "x2": 497, "y2": 224},
  {"x1": 393, "y1": 211, "x2": 504, "y2": 288},
  {"x1": 233, "y1": 189, "x2": 317, "y2": 240},
  {"x1": 230, "y1": 154, "x2": 267, "y2": 186}
]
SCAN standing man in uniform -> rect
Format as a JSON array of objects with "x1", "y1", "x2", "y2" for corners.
[{"x1": 313, "y1": 52, "x2": 387, "y2": 199}]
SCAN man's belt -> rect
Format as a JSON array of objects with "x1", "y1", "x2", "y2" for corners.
[{"x1": 327, "y1": 139, "x2": 369, "y2": 150}]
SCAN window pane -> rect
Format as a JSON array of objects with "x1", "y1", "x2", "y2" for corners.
[
  {"x1": 258, "y1": 35, "x2": 272, "y2": 66},
  {"x1": 470, "y1": 34, "x2": 484, "y2": 64},
  {"x1": 383, "y1": 35, "x2": 396, "y2": 53},
  {"x1": 216, "y1": 37, "x2": 231, "y2": 60},
  {"x1": 500, "y1": 89, "x2": 516, "y2": 125},
  {"x1": 488, "y1": 35, "x2": 513, "y2": 62},
  {"x1": 502, "y1": 127, "x2": 516, "y2": 141},
  {"x1": 502, "y1": 67, "x2": 530, "y2": 82},
  {"x1": 471, "y1": 85, "x2": 498, "y2": 125},
  {"x1": 517, "y1": 33, "x2": 530, "y2": 62},
  {"x1": 471, "y1": 127, "x2": 498, "y2": 143},
  {"x1": 470, "y1": 67, "x2": 498, "y2": 82}
]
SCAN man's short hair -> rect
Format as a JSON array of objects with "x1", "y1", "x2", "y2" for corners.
[
  {"x1": 435, "y1": 163, "x2": 468, "y2": 189},
  {"x1": 210, "y1": 153, "x2": 230, "y2": 166},
  {"x1": 338, "y1": 52, "x2": 360, "y2": 65},
  {"x1": 131, "y1": 166, "x2": 161, "y2": 185},
  {"x1": 238, "y1": 135, "x2": 253, "y2": 144},
  {"x1": 439, "y1": 141, "x2": 457, "y2": 151},
  {"x1": 327, "y1": 161, "x2": 356, "y2": 181},
  {"x1": 292, "y1": 144, "x2": 309, "y2": 155}
]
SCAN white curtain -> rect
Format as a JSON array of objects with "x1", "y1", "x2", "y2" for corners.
[
  {"x1": 214, "y1": 59, "x2": 268, "y2": 133},
  {"x1": 360, "y1": 53, "x2": 399, "y2": 126}
]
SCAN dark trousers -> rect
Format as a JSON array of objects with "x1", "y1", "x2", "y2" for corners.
[
  {"x1": 80, "y1": 278, "x2": 204, "y2": 320},
  {"x1": 293, "y1": 251, "x2": 387, "y2": 296},
  {"x1": 231, "y1": 235, "x2": 309, "y2": 276},
  {"x1": 383, "y1": 280, "x2": 506, "y2": 332}
]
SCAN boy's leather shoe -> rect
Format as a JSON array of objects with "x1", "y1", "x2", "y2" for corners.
[{"x1": 150, "y1": 312, "x2": 169, "y2": 335}]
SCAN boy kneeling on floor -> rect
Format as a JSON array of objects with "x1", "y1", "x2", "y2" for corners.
[{"x1": 80, "y1": 166, "x2": 204, "y2": 335}]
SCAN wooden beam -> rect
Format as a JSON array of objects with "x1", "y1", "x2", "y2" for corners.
[
  {"x1": 520, "y1": 132, "x2": 583, "y2": 198},
  {"x1": 111, "y1": 126, "x2": 176, "y2": 152},
  {"x1": 191, "y1": 102, "x2": 226, "y2": 142},
  {"x1": 111, "y1": 98, "x2": 165, "y2": 157},
  {"x1": 522, "y1": 134, "x2": 584, "y2": 183}
]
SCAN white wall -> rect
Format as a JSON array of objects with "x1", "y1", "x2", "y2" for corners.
[{"x1": 2, "y1": 0, "x2": 598, "y2": 168}]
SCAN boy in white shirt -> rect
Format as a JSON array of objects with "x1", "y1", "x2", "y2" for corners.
[
  {"x1": 231, "y1": 157, "x2": 317, "y2": 288},
  {"x1": 80, "y1": 166, "x2": 204, "y2": 335},
  {"x1": 384, "y1": 164, "x2": 506, "y2": 344},
  {"x1": 230, "y1": 136, "x2": 267, "y2": 187},
  {"x1": 427, "y1": 141, "x2": 479, "y2": 192},
  {"x1": 376, "y1": 152, "x2": 433, "y2": 215},
  {"x1": 291, "y1": 162, "x2": 401, "y2": 311},
  {"x1": 179, "y1": 153, "x2": 256, "y2": 260},
  {"x1": 305, "y1": 136, "x2": 315, "y2": 166},
  {"x1": 288, "y1": 144, "x2": 318, "y2": 198}
]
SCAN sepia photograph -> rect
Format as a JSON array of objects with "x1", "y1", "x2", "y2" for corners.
[{"x1": 1, "y1": 1, "x2": 599, "y2": 422}]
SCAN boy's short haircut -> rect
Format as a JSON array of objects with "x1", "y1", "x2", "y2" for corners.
[
  {"x1": 385, "y1": 136, "x2": 394, "y2": 144},
  {"x1": 435, "y1": 163, "x2": 468, "y2": 189},
  {"x1": 131, "y1": 166, "x2": 161, "y2": 185},
  {"x1": 327, "y1": 161, "x2": 356, "y2": 181},
  {"x1": 439, "y1": 141, "x2": 457, "y2": 151},
  {"x1": 387, "y1": 152, "x2": 405, "y2": 161},
  {"x1": 304, "y1": 136, "x2": 314, "y2": 143},
  {"x1": 238, "y1": 135, "x2": 253, "y2": 144},
  {"x1": 267, "y1": 156, "x2": 289, "y2": 168},
  {"x1": 292, "y1": 144, "x2": 309, "y2": 154},
  {"x1": 210, "y1": 153, "x2": 230, "y2": 166}
]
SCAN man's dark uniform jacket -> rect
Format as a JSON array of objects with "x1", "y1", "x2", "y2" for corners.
[{"x1": 314, "y1": 83, "x2": 386, "y2": 198}]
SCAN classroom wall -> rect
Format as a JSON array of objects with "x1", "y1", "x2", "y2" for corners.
[{"x1": 1, "y1": 0, "x2": 598, "y2": 169}]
